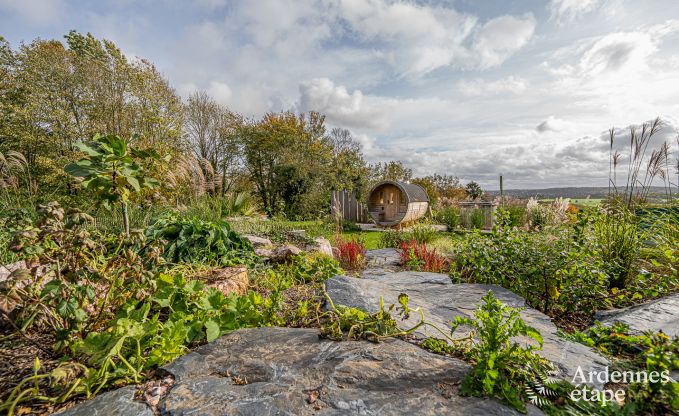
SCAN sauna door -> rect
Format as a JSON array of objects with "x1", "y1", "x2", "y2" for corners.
[{"x1": 385, "y1": 190, "x2": 397, "y2": 220}]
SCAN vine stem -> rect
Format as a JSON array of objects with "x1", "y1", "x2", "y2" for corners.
[
  {"x1": 0, "y1": 310, "x2": 56, "y2": 357},
  {"x1": 323, "y1": 291, "x2": 472, "y2": 344}
]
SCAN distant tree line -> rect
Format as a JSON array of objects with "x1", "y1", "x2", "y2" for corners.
[{"x1": 0, "y1": 32, "x2": 470, "y2": 218}]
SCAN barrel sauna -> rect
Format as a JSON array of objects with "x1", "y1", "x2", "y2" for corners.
[{"x1": 367, "y1": 180, "x2": 429, "y2": 227}]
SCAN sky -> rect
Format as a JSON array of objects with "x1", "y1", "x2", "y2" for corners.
[{"x1": 1, "y1": 0, "x2": 679, "y2": 189}]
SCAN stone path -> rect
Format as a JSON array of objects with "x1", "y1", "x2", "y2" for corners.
[{"x1": 595, "y1": 292, "x2": 679, "y2": 337}]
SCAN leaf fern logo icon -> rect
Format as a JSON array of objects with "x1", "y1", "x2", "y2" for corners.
[{"x1": 525, "y1": 363, "x2": 559, "y2": 407}]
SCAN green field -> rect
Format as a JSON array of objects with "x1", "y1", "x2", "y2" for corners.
[{"x1": 540, "y1": 198, "x2": 603, "y2": 207}]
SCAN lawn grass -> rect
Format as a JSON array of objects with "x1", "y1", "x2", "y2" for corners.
[{"x1": 335, "y1": 230, "x2": 382, "y2": 249}]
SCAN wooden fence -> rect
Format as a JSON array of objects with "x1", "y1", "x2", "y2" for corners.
[{"x1": 331, "y1": 190, "x2": 369, "y2": 223}]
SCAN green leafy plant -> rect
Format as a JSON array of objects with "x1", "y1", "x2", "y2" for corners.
[
  {"x1": 451, "y1": 228, "x2": 610, "y2": 316},
  {"x1": 405, "y1": 221, "x2": 438, "y2": 244},
  {"x1": 378, "y1": 229, "x2": 407, "y2": 248},
  {"x1": 144, "y1": 214, "x2": 256, "y2": 266},
  {"x1": 470, "y1": 208, "x2": 486, "y2": 229},
  {"x1": 590, "y1": 205, "x2": 642, "y2": 289},
  {"x1": 451, "y1": 291, "x2": 553, "y2": 412},
  {"x1": 0, "y1": 271, "x2": 275, "y2": 414},
  {"x1": 64, "y1": 134, "x2": 162, "y2": 235}
]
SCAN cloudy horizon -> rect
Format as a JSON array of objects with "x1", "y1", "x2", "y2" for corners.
[{"x1": 2, "y1": 0, "x2": 679, "y2": 189}]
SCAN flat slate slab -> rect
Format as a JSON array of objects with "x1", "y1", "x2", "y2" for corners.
[
  {"x1": 325, "y1": 272, "x2": 610, "y2": 387},
  {"x1": 365, "y1": 248, "x2": 401, "y2": 270},
  {"x1": 595, "y1": 292, "x2": 679, "y2": 337},
  {"x1": 55, "y1": 386, "x2": 152, "y2": 416},
  {"x1": 60, "y1": 327, "x2": 526, "y2": 415}
]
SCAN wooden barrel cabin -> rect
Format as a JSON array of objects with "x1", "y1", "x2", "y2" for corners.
[{"x1": 367, "y1": 180, "x2": 429, "y2": 227}]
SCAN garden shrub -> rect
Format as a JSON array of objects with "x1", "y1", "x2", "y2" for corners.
[
  {"x1": 404, "y1": 221, "x2": 438, "y2": 244},
  {"x1": 0, "y1": 205, "x2": 283, "y2": 412},
  {"x1": 341, "y1": 220, "x2": 361, "y2": 232},
  {"x1": 435, "y1": 206, "x2": 460, "y2": 230},
  {"x1": 498, "y1": 206, "x2": 526, "y2": 228},
  {"x1": 378, "y1": 229, "x2": 406, "y2": 248},
  {"x1": 451, "y1": 228, "x2": 610, "y2": 315},
  {"x1": 470, "y1": 208, "x2": 485, "y2": 229},
  {"x1": 590, "y1": 206, "x2": 642, "y2": 289},
  {"x1": 526, "y1": 198, "x2": 550, "y2": 229}
]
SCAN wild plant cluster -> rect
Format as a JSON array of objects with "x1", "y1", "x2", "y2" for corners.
[
  {"x1": 0, "y1": 202, "x2": 342, "y2": 414},
  {"x1": 451, "y1": 203, "x2": 678, "y2": 319}
]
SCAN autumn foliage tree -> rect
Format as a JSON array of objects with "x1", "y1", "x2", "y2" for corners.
[{"x1": 0, "y1": 32, "x2": 183, "y2": 199}]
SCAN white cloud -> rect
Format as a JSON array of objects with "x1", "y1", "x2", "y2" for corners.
[
  {"x1": 336, "y1": 0, "x2": 476, "y2": 74},
  {"x1": 208, "y1": 81, "x2": 233, "y2": 106},
  {"x1": 471, "y1": 14, "x2": 536, "y2": 69},
  {"x1": 457, "y1": 76, "x2": 528, "y2": 97},
  {"x1": 298, "y1": 78, "x2": 385, "y2": 129},
  {"x1": 331, "y1": 0, "x2": 535, "y2": 74},
  {"x1": 536, "y1": 116, "x2": 572, "y2": 133},
  {"x1": 549, "y1": 0, "x2": 602, "y2": 23}
]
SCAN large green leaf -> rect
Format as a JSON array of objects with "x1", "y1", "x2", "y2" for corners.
[
  {"x1": 74, "y1": 142, "x2": 102, "y2": 157},
  {"x1": 205, "y1": 319, "x2": 220, "y2": 342},
  {"x1": 126, "y1": 176, "x2": 140, "y2": 192},
  {"x1": 64, "y1": 160, "x2": 96, "y2": 177}
]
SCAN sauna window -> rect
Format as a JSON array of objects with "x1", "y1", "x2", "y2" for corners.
[
  {"x1": 378, "y1": 191, "x2": 384, "y2": 204},
  {"x1": 399, "y1": 193, "x2": 406, "y2": 204}
]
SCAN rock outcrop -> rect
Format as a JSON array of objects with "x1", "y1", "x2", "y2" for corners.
[
  {"x1": 307, "y1": 237, "x2": 334, "y2": 258},
  {"x1": 243, "y1": 235, "x2": 273, "y2": 248},
  {"x1": 364, "y1": 248, "x2": 401, "y2": 271},
  {"x1": 199, "y1": 266, "x2": 249, "y2": 296},
  {"x1": 325, "y1": 270, "x2": 609, "y2": 387},
  {"x1": 61, "y1": 327, "x2": 525, "y2": 415},
  {"x1": 595, "y1": 292, "x2": 679, "y2": 337},
  {"x1": 55, "y1": 386, "x2": 152, "y2": 416}
]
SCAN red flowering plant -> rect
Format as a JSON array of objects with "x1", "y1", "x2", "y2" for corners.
[
  {"x1": 400, "y1": 240, "x2": 449, "y2": 273},
  {"x1": 335, "y1": 236, "x2": 367, "y2": 270}
]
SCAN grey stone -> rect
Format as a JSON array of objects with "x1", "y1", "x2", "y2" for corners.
[
  {"x1": 286, "y1": 229, "x2": 306, "y2": 239},
  {"x1": 54, "y1": 386, "x2": 151, "y2": 416},
  {"x1": 243, "y1": 235, "x2": 272, "y2": 247},
  {"x1": 271, "y1": 244, "x2": 303, "y2": 262},
  {"x1": 254, "y1": 248, "x2": 273, "y2": 257},
  {"x1": 365, "y1": 248, "x2": 401, "y2": 270},
  {"x1": 594, "y1": 292, "x2": 679, "y2": 337},
  {"x1": 308, "y1": 237, "x2": 334, "y2": 258},
  {"x1": 325, "y1": 272, "x2": 609, "y2": 387},
  {"x1": 159, "y1": 327, "x2": 522, "y2": 415}
]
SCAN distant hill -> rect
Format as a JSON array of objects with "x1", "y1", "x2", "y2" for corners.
[{"x1": 487, "y1": 186, "x2": 671, "y2": 200}]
